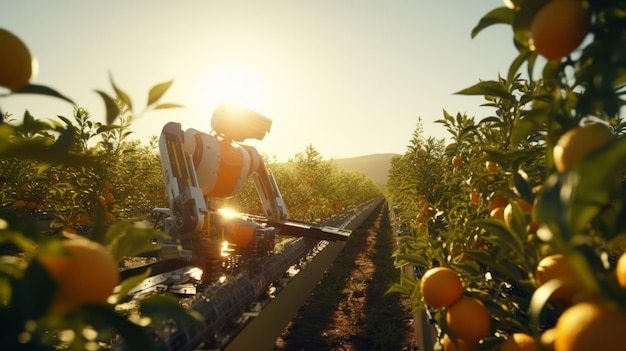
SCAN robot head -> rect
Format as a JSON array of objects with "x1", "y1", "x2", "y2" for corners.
[{"x1": 211, "y1": 104, "x2": 272, "y2": 142}]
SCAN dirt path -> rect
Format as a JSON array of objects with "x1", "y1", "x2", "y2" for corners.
[{"x1": 275, "y1": 202, "x2": 417, "y2": 351}]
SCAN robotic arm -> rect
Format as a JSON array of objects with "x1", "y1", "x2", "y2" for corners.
[
  {"x1": 156, "y1": 104, "x2": 349, "y2": 280},
  {"x1": 159, "y1": 104, "x2": 287, "y2": 232}
]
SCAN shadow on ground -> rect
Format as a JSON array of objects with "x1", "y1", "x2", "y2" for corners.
[{"x1": 275, "y1": 201, "x2": 416, "y2": 351}]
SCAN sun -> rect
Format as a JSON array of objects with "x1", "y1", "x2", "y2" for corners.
[{"x1": 197, "y1": 64, "x2": 267, "y2": 113}]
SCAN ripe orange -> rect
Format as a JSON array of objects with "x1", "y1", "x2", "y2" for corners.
[
  {"x1": 0, "y1": 28, "x2": 38, "y2": 91},
  {"x1": 39, "y1": 237, "x2": 119, "y2": 313},
  {"x1": 616, "y1": 252, "x2": 626, "y2": 288},
  {"x1": 535, "y1": 254, "x2": 583, "y2": 303},
  {"x1": 470, "y1": 190, "x2": 479, "y2": 206},
  {"x1": 452, "y1": 156, "x2": 464, "y2": 168},
  {"x1": 501, "y1": 333, "x2": 538, "y2": 351},
  {"x1": 485, "y1": 161, "x2": 499, "y2": 173},
  {"x1": 433, "y1": 183, "x2": 442, "y2": 191},
  {"x1": 488, "y1": 195, "x2": 508, "y2": 212},
  {"x1": 104, "y1": 212, "x2": 116, "y2": 222},
  {"x1": 446, "y1": 297, "x2": 491, "y2": 343},
  {"x1": 416, "y1": 212, "x2": 425, "y2": 224},
  {"x1": 442, "y1": 333, "x2": 475, "y2": 351},
  {"x1": 25, "y1": 201, "x2": 37, "y2": 210},
  {"x1": 77, "y1": 214, "x2": 92, "y2": 224},
  {"x1": 103, "y1": 193, "x2": 115, "y2": 204},
  {"x1": 14, "y1": 200, "x2": 26, "y2": 209},
  {"x1": 553, "y1": 123, "x2": 615, "y2": 172},
  {"x1": 420, "y1": 267, "x2": 463, "y2": 308},
  {"x1": 554, "y1": 302, "x2": 626, "y2": 351},
  {"x1": 540, "y1": 328, "x2": 556, "y2": 350},
  {"x1": 417, "y1": 148, "x2": 426, "y2": 157},
  {"x1": 530, "y1": 0, "x2": 591, "y2": 60}
]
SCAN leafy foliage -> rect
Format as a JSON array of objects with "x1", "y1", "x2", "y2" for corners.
[{"x1": 387, "y1": 2, "x2": 626, "y2": 348}]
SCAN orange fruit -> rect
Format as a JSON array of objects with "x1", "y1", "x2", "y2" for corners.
[
  {"x1": 470, "y1": 190, "x2": 479, "y2": 206},
  {"x1": 39, "y1": 237, "x2": 119, "y2": 313},
  {"x1": 553, "y1": 123, "x2": 615, "y2": 172},
  {"x1": 501, "y1": 333, "x2": 538, "y2": 351},
  {"x1": 420, "y1": 267, "x2": 463, "y2": 308},
  {"x1": 535, "y1": 254, "x2": 583, "y2": 303},
  {"x1": 416, "y1": 212, "x2": 425, "y2": 224},
  {"x1": 485, "y1": 161, "x2": 499, "y2": 173},
  {"x1": 77, "y1": 214, "x2": 92, "y2": 224},
  {"x1": 25, "y1": 201, "x2": 37, "y2": 210},
  {"x1": 433, "y1": 183, "x2": 442, "y2": 191},
  {"x1": 530, "y1": 0, "x2": 591, "y2": 60},
  {"x1": 488, "y1": 196, "x2": 508, "y2": 212},
  {"x1": 554, "y1": 302, "x2": 626, "y2": 351},
  {"x1": 540, "y1": 328, "x2": 556, "y2": 350},
  {"x1": 97, "y1": 196, "x2": 107, "y2": 206},
  {"x1": 103, "y1": 193, "x2": 115, "y2": 204},
  {"x1": 14, "y1": 200, "x2": 26, "y2": 209},
  {"x1": 104, "y1": 212, "x2": 116, "y2": 222},
  {"x1": 452, "y1": 156, "x2": 464, "y2": 168},
  {"x1": 446, "y1": 297, "x2": 491, "y2": 343},
  {"x1": 417, "y1": 148, "x2": 426, "y2": 157},
  {"x1": 616, "y1": 252, "x2": 626, "y2": 288},
  {"x1": 0, "y1": 28, "x2": 38, "y2": 91},
  {"x1": 442, "y1": 333, "x2": 475, "y2": 351}
]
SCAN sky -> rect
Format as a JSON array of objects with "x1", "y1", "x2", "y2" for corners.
[{"x1": 0, "y1": 1, "x2": 519, "y2": 162}]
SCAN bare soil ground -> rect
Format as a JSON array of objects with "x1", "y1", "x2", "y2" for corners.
[{"x1": 275, "y1": 203, "x2": 418, "y2": 351}]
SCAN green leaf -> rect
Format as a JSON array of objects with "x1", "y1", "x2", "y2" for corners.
[
  {"x1": 153, "y1": 103, "x2": 185, "y2": 110},
  {"x1": 455, "y1": 80, "x2": 514, "y2": 101},
  {"x1": 116, "y1": 268, "x2": 152, "y2": 302},
  {"x1": 564, "y1": 136, "x2": 625, "y2": 237},
  {"x1": 507, "y1": 50, "x2": 532, "y2": 86},
  {"x1": 513, "y1": 169, "x2": 534, "y2": 203},
  {"x1": 50, "y1": 125, "x2": 75, "y2": 151},
  {"x1": 385, "y1": 283, "x2": 412, "y2": 296},
  {"x1": 471, "y1": 7, "x2": 515, "y2": 39},
  {"x1": 105, "y1": 220, "x2": 168, "y2": 263},
  {"x1": 17, "y1": 110, "x2": 51, "y2": 134},
  {"x1": 528, "y1": 278, "x2": 567, "y2": 326},
  {"x1": 395, "y1": 253, "x2": 430, "y2": 267},
  {"x1": 511, "y1": 108, "x2": 549, "y2": 145},
  {"x1": 472, "y1": 218, "x2": 523, "y2": 253},
  {"x1": 109, "y1": 72, "x2": 133, "y2": 111},
  {"x1": 13, "y1": 84, "x2": 75, "y2": 105},
  {"x1": 95, "y1": 90, "x2": 121, "y2": 125},
  {"x1": 463, "y1": 250, "x2": 524, "y2": 282},
  {"x1": 147, "y1": 81, "x2": 173, "y2": 106}
]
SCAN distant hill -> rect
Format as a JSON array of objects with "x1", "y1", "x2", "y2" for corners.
[{"x1": 331, "y1": 153, "x2": 400, "y2": 192}]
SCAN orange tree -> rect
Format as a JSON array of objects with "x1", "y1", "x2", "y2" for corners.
[
  {"x1": 0, "y1": 28, "x2": 202, "y2": 350},
  {"x1": 388, "y1": 0, "x2": 626, "y2": 349},
  {"x1": 227, "y1": 144, "x2": 383, "y2": 222}
]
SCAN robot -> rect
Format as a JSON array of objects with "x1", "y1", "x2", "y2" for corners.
[{"x1": 155, "y1": 104, "x2": 350, "y2": 282}]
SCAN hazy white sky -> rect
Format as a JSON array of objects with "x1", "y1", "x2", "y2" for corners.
[{"x1": 0, "y1": 1, "x2": 517, "y2": 161}]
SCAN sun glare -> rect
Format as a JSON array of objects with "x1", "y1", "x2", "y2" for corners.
[{"x1": 197, "y1": 65, "x2": 267, "y2": 113}]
